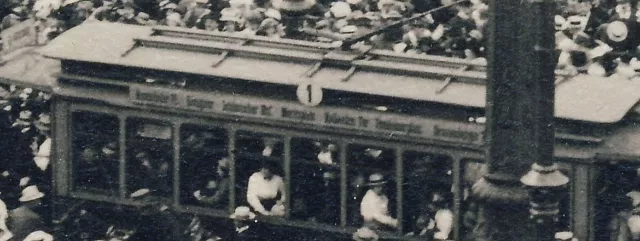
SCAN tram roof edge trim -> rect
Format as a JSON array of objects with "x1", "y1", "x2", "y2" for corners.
[{"x1": 39, "y1": 22, "x2": 640, "y2": 124}]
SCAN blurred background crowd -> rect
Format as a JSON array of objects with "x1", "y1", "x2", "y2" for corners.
[{"x1": 1, "y1": 0, "x2": 640, "y2": 77}]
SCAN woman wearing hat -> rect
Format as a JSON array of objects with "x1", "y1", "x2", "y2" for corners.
[
  {"x1": 360, "y1": 173, "x2": 398, "y2": 231},
  {"x1": 8, "y1": 185, "x2": 50, "y2": 241},
  {"x1": 246, "y1": 160, "x2": 286, "y2": 216}
]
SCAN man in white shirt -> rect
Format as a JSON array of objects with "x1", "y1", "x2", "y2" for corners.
[
  {"x1": 360, "y1": 173, "x2": 398, "y2": 230},
  {"x1": 247, "y1": 161, "x2": 286, "y2": 216}
]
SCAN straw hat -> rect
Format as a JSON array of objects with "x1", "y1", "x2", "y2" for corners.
[
  {"x1": 19, "y1": 185, "x2": 45, "y2": 202},
  {"x1": 130, "y1": 188, "x2": 150, "y2": 198},
  {"x1": 35, "y1": 113, "x2": 50, "y2": 131},
  {"x1": 230, "y1": 206, "x2": 256, "y2": 220},
  {"x1": 368, "y1": 173, "x2": 387, "y2": 186},
  {"x1": 555, "y1": 231, "x2": 578, "y2": 241},
  {"x1": 15, "y1": 110, "x2": 33, "y2": 127},
  {"x1": 607, "y1": 21, "x2": 628, "y2": 43},
  {"x1": 352, "y1": 227, "x2": 378, "y2": 241},
  {"x1": 102, "y1": 142, "x2": 118, "y2": 156}
]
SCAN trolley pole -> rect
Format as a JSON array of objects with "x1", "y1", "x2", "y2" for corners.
[
  {"x1": 471, "y1": 0, "x2": 566, "y2": 239},
  {"x1": 520, "y1": 0, "x2": 570, "y2": 240}
]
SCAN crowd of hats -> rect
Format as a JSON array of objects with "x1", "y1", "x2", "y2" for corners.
[
  {"x1": 0, "y1": 0, "x2": 491, "y2": 60},
  {"x1": 3, "y1": 0, "x2": 640, "y2": 77},
  {"x1": 555, "y1": 0, "x2": 640, "y2": 79}
]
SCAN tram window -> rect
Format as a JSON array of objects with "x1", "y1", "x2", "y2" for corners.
[
  {"x1": 402, "y1": 152, "x2": 453, "y2": 239},
  {"x1": 290, "y1": 138, "x2": 340, "y2": 225},
  {"x1": 235, "y1": 131, "x2": 285, "y2": 216},
  {"x1": 594, "y1": 163, "x2": 640, "y2": 241},
  {"x1": 346, "y1": 144, "x2": 397, "y2": 229},
  {"x1": 71, "y1": 112, "x2": 120, "y2": 194},
  {"x1": 126, "y1": 118, "x2": 173, "y2": 199},
  {"x1": 179, "y1": 124, "x2": 229, "y2": 209}
]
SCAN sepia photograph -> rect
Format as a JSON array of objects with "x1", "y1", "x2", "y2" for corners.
[{"x1": 0, "y1": 0, "x2": 635, "y2": 240}]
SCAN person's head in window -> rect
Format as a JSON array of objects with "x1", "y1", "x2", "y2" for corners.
[
  {"x1": 259, "y1": 160, "x2": 278, "y2": 179},
  {"x1": 135, "y1": 151, "x2": 153, "y2": 169},
  {"x1": 102, "y1": 141, "x2": 118, "y2": 160},
  {"x1": 81, "y1": 147, "x2": 100, "y2": 165},
  {"x1": 317, "y1": 142, "x2": 337, "y2": 165},
  {"x1": 217, "y1": 157, "x2": 230, "y2": 177},
  {"x1": 261, "y1": 138, "x2": 279, "y2": 157},
  {"x1": 367, "y1": 173, "x2": 387, "y2": 195}
]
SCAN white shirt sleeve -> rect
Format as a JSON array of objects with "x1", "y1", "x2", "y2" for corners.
[
  {"x1": 360, "y1": 190, "x2": 397, "y2": 226},
  {"x1": 435, "y1": 209, "x2": 454, "y2": 240},
  {"x1": 247, "y1": 173, "x2": 268, "y2": 214}
]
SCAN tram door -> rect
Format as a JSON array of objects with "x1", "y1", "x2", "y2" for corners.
[{"x1": 593, "y1": 163, "x2": 640, "y2": 241}]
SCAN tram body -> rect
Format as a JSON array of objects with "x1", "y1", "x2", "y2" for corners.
[{"x1": 5, "y1": 22, "x2": 640, "y2": 240}]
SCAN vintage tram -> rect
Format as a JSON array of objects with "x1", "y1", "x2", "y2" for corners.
[{"x1": 3, "y1": 21, "x2": 640, "y2": 240}]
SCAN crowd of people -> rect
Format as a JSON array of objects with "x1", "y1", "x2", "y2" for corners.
[
  {"x1": 0, "y1": 83, "x2": 53, "y2": 240},
  {"x1": 1, "y1": 0, "x2": 640, "y2": 77}
]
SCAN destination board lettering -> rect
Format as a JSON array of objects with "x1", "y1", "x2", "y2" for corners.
[
  {"x1": 186, "y1": 96, "x2": 214, "y2": 109},
  {"x1": 223, "y1": 102, "x2": 259, "y2": 115},
  {"x1": 134, "y1": 89, "x2": 177, "y2": 105},
  {"x1": 325, "y1": 112, "x2": 356, "y2": 126},
  {"x1": 375, "y1": 119, "x2": 422, "y2": 134},
  {"x1": 129, "y1": 85, "x2": 484, "y2": 145},
  {"x1": 433, "y1": 125, "x2": 480, "y2": 142},
  {"x1": 282, "y1": 108, "x2": 315, "y2": 121}
]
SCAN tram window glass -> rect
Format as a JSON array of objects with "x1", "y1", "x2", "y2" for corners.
[
  {"x1": 126, "y1": 118, "x2": 173, "y2": 199},
  {"x1": 179, "y1": 124, "x2": 229, "y2": 209},
  {"x1": 235, "y1": 131, "x2": 285, "y2": 216},
  {"x1": 346, "y1": 144, "x2": 397, "y2": 228},
  {"x1": 290, "y1": 138, "x2": 340, "y2": 225},
  {"x1": 71, "y1": 112, "x2": 120, "y2": 194},
  {"x1": 402, "y1": 152, "x2": 453, "y2": 238},
  {"x1": 594, "y1": 163, "x2": 640, "y2": 241}
]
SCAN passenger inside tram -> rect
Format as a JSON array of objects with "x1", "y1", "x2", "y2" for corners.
[
  {"x1": 130, "y1": 150, "x2": 172, "y2": 197},
  {"x1": 246, "y1": 160, "x2": 286, "y2": 217},
  {"x1": 179, "y1": 126, "x2": 228, "y2": 208},
  {"x1": 360, "y1": 173, "x2": 398, "y2": 231},
  {"x1": 348, "y1": 145, "x2": 396, "y2": 228},
  {"x1": 71, "y1": 112, "x2": 119, "y2": 193},
  {"x1": 290, "y1": 139, "x2": 340, "y2": 224},
  {"x1": 193, "y1": 157, "x2": 230, "y2": 208}
]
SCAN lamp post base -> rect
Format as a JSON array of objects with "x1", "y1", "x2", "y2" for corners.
[{"x1": 472, "y1": 176, "x2": 533, "y2": 241}]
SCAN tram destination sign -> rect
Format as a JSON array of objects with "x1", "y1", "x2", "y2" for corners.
[{"x1": 130, "y1": 85, "x2": 484, "y2": 145}]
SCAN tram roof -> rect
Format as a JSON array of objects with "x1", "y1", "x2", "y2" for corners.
[{"x1": 37, "y1": 22, "x2": 640, "y2": 124}]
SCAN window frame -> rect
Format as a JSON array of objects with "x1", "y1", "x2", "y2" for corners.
[{"x1": 64, "y1": 103, "x2": 487, "y2": 239}]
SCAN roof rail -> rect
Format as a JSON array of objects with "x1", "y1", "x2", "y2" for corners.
[{"x1": 138, "y1": 25, "x2": 577, "y2": 87}]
